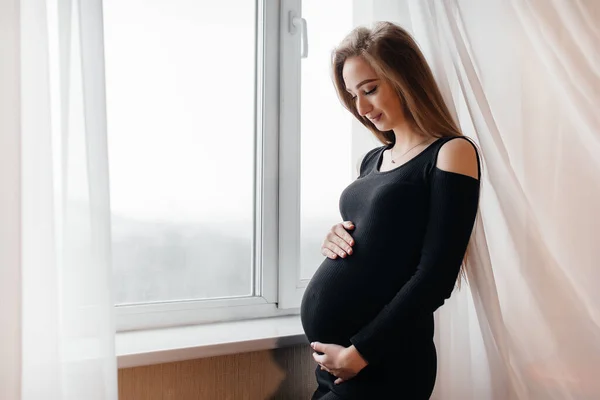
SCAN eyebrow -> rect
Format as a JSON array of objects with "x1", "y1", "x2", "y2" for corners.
[{"x1": 346, "y1": 78, "x2": 379, "y2": 92}]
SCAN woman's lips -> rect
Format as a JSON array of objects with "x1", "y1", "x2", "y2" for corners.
[{"x1": 370, "y1": 113, "x2": 382, "y2": 122}]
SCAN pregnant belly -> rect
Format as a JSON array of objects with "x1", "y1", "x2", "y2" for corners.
[{"x1": 300, "y1": 255, "x2": 393, "y2": 345}]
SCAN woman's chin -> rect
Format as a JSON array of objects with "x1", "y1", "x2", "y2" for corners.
[{"x1": 374, "y1": 122, "x2": 391, "y2": 131}]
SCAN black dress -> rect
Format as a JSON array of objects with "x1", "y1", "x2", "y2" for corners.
[{"x1": 300, "y1": 137, "x2": 481, "y2": 399}]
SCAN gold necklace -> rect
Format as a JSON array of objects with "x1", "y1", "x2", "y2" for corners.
[{"x1": 389, "y1": 138, "x2": 431, "y2": 164}]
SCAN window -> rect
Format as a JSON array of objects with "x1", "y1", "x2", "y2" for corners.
[
  {"x1": 104, "y1": 0, "x2": 355, "y2": 330},
  {"x1": 104, "y1": 0, "x2": 257, "y2": 306}
]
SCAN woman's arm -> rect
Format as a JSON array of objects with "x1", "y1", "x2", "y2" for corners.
[{"x1": 349, "y1": 138, "x2": 481, "y2": 365}]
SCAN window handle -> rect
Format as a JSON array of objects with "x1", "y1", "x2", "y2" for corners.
[{"x1": 290, "y1": 12, "x2": 308, "y2": 58}]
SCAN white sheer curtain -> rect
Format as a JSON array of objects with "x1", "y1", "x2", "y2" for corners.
[
  {"x1": 355, "y1": 0, "x2": 600, "y2": 399},
  {"x1": 0, "y1": 0, "x2": 117, "y2": 399}
]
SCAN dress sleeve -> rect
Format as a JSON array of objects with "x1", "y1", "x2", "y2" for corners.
[{"x1": 349, "y1": 164, "x2": 481, "y2": 365}]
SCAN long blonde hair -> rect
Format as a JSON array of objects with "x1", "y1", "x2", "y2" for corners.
[{"x1": 332, "y1": 21, "x2": 477, "y2": 286}]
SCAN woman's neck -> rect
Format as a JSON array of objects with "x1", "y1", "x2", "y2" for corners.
[{"x1": 391, "y1": 124, "x2": 429, "y2": 152}]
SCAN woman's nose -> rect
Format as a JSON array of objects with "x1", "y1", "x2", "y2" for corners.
[{"x1": 356, "y1": 96, "x2": 372, "y2": 117}]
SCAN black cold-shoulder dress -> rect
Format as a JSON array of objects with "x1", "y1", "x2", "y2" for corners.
[{"x1": 300, "y1": 136, "x2": 481, "y2": 399}]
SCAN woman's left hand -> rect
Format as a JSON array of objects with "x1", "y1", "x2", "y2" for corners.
[{"x1": 311, "y1": 342, "x2": 368, "y2": 384}]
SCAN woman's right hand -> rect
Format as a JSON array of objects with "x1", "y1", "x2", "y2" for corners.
[{"x1": 321, "y1": 221, "x2": 355, "y2": 259}]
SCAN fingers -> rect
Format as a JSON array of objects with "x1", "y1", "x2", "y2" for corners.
[
  {"x1": 311, "y1": 341, "x2": 327, "y2": 353},
  {"x1": 312, "y1": 352, "x2": 325, "y2": 364},
  {"x1": 311, "y1": 340, "x2": 351, "y2": 385},
  {"x1": 311, "y1": 342, "x2": 330, "y2": 368},
  {"x1": 322, "y1": 241, "x2": 348, "y2": 259},
  {"x1": 329, "y1": 234, "x2": 354, "y2": 255},
  {"x1": 321, "y1": 248, "x2": 338, "y2": 259},
  {"x1": 335, "y1": 223, "x2": 355, "y2": 248},
  {"x1": 321, "y1": 221, "x2": 355, "y2": 259},
  {"x1": 342, "y1": 221, "x2": 355, "y2": 231},
  {"x1": 320, "y1": 364, "x2": 347, "y2": 384},
  {"x1": 319, "y1": 364, "x2": 332, "y2": 374},
  {"x1": 317, "y1": 361, "x2": 334, "y2": 377}
]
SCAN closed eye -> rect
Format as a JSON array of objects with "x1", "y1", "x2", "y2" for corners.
[
  {"x1": 349, "y1": 86, "x2": 378, "y2": 101},
  {"x1": 364, "y1": 86, "x2": 378, "y2": 95}
]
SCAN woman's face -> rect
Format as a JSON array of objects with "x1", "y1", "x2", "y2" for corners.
[{"x1": 342, "y1": 56, "x2": 405, "y2": 131}]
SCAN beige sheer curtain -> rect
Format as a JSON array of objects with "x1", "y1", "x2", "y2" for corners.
[
  {"x1": 411, "y1": 0, "x2": 600, "y2": 398},
  {"x1": 0, "y1": 0, "x2": 117, "y2": 398},
  {"x1": 355, "y1": 0, "x2": 600, "y2": 398}
]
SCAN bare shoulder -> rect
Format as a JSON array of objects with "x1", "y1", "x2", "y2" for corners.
[{"x1": 436, "y1": 138, "x2": 479, "y2": 180}]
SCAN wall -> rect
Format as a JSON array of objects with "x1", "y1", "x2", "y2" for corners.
[{"x1": 118, "y1": 345, "x2": 316, "y2": 400}]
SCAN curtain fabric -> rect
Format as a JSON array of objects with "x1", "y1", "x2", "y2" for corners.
[
  {"x1": 0, "y1": 0, "x2": 117, "y2": 398},
  {"x1": 402, "y1": 0, "x2": 600, "y2": 398}
]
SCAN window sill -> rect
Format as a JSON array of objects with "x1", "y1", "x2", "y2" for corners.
[{"x1": 116, "y1": 315, "x2": 307, "y2": 369}]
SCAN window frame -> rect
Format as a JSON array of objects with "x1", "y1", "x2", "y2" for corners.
[
  {"x1": 277, "y1": 0, "x2": 310, "y2": 309},
  {"x1": 111, "y1": 0, "x2": 309, "y2": 332}
]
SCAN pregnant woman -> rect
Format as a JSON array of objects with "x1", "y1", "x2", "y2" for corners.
[{"x1": 300, "y1": 22, "x2": 481, "y2": 399}]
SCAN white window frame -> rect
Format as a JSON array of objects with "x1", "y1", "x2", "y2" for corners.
[
  {"x1": 113, "y1": 0, "x2": 311, "y2": 332},
  {"x1": 277, "y1": 0, "x2": 310, "y2": 309}
]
